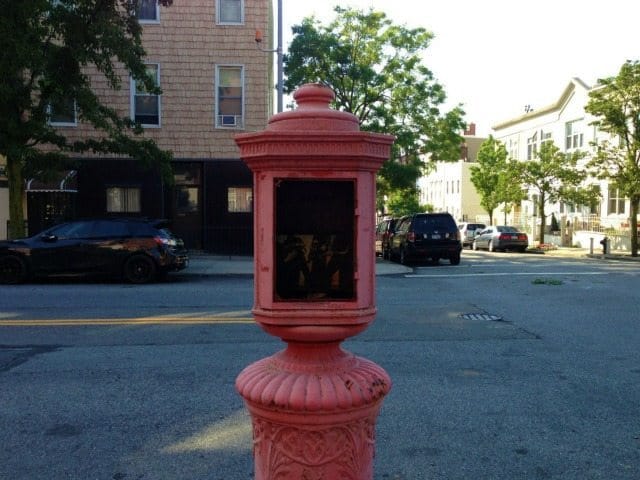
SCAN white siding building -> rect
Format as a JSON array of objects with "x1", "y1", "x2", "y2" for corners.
[
  {"x1": 418, "y1": 124, "x2": 487, "y2": 223},
  {"x1": 492, "y1": 78, "x2": 630, "y2": 247}
]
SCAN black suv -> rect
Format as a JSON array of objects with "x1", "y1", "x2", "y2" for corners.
[
  {"x1": 389, "y1": 213, "x2": 462, "y2": 265},
  {"x1": 0, "y1": 218, "x2": 188, "y2": 284}
]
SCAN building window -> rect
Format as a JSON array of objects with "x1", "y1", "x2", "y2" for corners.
[
  {"x1": 48, "y1": 98, "x2": 77, "y2": 126},
  {"x1": 136, "y1": 0, "x2": 159, "y2": 22},
  {"x1": 508, "y1": 138, "x2": 519, "y2": 160},
  {"x1": 106, "y1": 187, "x2": 141, "y2": 213},
  {"x1": 228, "y1": 187, "x2": 252, "y2": 212},
  {"x1": 607, "y1": 185, "x2": 626, "y2": 215},
  {"x1": 215, "y1": 66, "x2": 244, "y2": 128},
  {"x1": 217, "y1": 0, "x2": 243, "y2": 24},
  {"x1": 565, "y1": 120, "x2": 584, "y2": 150},
  {"x1": 527, "y1": 132, "x2": 538, "y2": 160},
  {"x1": 131, "y1": 64, "x2": 160, "y2": 127}
]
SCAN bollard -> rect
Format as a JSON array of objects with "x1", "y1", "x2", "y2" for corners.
[{"x1": 234, "y1": 83, "x2": 394, "y2": 479}]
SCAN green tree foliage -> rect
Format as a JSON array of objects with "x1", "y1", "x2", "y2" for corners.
[
  {"x1": 519, "y1": 141, "x2": 594, "y2": 245},
  {"x1": 0, "y1": 0, "x2": 173, "y2": 239},
  {"x1": 471, "y1": 136, "x2": 527, "y2": 225},
  {"x1": 497, "y1": 159, "x2": 527, "y2": 224},
  {"x1": 284, "y1": 6, "x2": 466, "y2": 210},
  {"x1": 385, "y1": 187, "x2": 431, "y2": 217},
  {"x1": 585, "y1": 60, "x2": 640, "y2": 256},
  {"x1": 470, "y1": 136, "x2": 508, "y2": 224}
]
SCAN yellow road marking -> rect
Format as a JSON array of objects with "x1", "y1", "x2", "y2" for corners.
[{"x1": 0, "y1": 317, "x2": 255, "y2": 327}]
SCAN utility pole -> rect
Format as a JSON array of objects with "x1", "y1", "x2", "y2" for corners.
[{"x1": 255, "y1": 0, "x2": 283, "y2": 113}]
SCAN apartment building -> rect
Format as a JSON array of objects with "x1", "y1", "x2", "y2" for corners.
[
  {"x1": 492, "y1": 78, "x2": 626, "y2": 240},
  {"x1": 418, "y1": 123, "x2": 487, "y2": 222},
  {"x1": 21, "y1": 0, "x2": 273, "y2": 253}
]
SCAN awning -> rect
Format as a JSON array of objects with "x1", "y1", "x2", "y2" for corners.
[{"x1": 26, "y1": 170, "x2": 78, "y2": 192}]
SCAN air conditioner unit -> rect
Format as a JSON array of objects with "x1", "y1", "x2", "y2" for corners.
[{"x1": 221, "y1": 115, "x2": 237, "y2": 126}]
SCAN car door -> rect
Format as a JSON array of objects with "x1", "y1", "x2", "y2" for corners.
[
  {"x1": 29, "y1": 221, "x2": 96, "y2": 274},
  {"x1": 390, "y1": 217, "x2": 409, "y2": 256},
  {"x1": 475, "y1": 228, "x2": 490, "y2": 249},
  {"x1": 82, "y1": 220, "x2": 131, "y2": 274}
]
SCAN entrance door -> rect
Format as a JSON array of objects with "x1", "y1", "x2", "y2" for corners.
[{"x1": 171, "y1": 163, "x2": 202, "y2": 250}]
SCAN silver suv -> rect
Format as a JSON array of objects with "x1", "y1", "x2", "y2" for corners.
[{"x1": 458, "y1": 222, "x2": 486, "y2": 248}]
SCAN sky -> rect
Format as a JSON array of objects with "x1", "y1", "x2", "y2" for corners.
[{"x1": 278, "y1": 0, "x2": 640, "y2": 136}]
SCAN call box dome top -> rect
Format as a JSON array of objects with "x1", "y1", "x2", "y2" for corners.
[{"x1": 267, "y1": 83, "x2": 360, "y2": 132}]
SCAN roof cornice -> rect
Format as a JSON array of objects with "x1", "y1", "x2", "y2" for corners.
[{"x1": 491, "y1": 77, "x2": 591, "y2": 130}]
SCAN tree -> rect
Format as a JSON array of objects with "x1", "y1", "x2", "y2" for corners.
[
  {"x1": 0, "y1": 0, "x2": 173, "y2": 239},
  {"x1": 585, "y1": 60, "x2": 640, "y2": 256},
  {"x1": 519, "y1": 141, "x2": 594, "y2": 245},
  {"x1": 497, "y1": 159, "x2": 527, "y2": 224},
  {"x1": 385, "y1": 187, "x2": 431, "y2": 217},
  {"x1": 470, "y1": 137, "x2": 526, "y2": 225},
  {"x1": 470, "y1": 136, "x2": 508, "y2": 225},
  {"x1": 284, "y1": 6, "x2": 466, "y2": 210}
]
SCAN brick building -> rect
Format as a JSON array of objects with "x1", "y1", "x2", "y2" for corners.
[{"x1": 25, "y1": 0, "x2": 273, "y2": 253}]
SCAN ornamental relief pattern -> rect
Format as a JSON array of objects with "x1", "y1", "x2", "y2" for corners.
[
  {"x1": 240, "y1": 141, "x2": 390, "y2": 158},
  {"x1": 252, "y1": 416, "x2": 377, "y2": 479}
]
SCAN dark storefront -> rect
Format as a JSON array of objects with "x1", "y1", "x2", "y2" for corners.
[{"x1": 53, "y1": 158, "x2": 255, "y2": 254}]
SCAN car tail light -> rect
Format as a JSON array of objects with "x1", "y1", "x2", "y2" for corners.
[
  {"x1": 408, "y1": 231, "x2": 416, "y2": 242},
  {"x1": 499, "y1": 234, "x2": 510, "y2": 241},
  {"x1": 154, "y1": 236, "x2": 177, "y2": 247},
  {"x1": 518, "y1": 234, "x2": 527, "y2": 240}
]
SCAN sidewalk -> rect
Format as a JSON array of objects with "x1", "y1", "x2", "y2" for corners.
[
  {"x1": 183, "y1": 254, "x2": 413, "y2": 277},
  {"x1": 185, "y1": 247, "x2": 640, "y2": 277},
  {"x1": 538, "y1": 246, "x2": 640, "y2": 262}
]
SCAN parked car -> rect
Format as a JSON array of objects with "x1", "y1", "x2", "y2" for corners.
[
  {"x1": 0, "y1": 218, "x2": 189, "y2": 284},
  {"x1": 458, "y1": 222, "x2": 486, "y2": 248},
  {"x1": 472, "y1": 225, "x2": 529, "y2": 252},
  {"x1": 375, "y1": 217, "x2": 398, "y2": 259},
  {"x1": 389, "y1": 213, "x2": 462, "y2": 265}
]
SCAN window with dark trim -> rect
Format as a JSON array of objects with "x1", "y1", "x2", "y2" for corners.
[
  {"x1": 228, "y1": 187, "x2": 252, "y2": 212},
  {"x1": 106, "y1": 187, "x2": 141, "y2": 213}
]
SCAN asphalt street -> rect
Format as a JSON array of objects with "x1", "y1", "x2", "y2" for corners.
[{"x1": 0, "y1": 248, "x2": 639, "y2": 480}]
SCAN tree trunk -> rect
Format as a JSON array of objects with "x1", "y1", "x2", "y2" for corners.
[
  {"x1": 7, "y1": 154, "x2": 25, "y2": 239},
  {"x1": 538, "y1": 200, "x2": 546, "y2": 245},
  {"x1": 630, "y1": 197, "x2": 639, "y2": 257}
]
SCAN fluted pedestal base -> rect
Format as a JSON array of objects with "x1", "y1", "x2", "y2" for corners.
[{"x1": 236, "y1": 342, "x2": 391, "y2": 480}]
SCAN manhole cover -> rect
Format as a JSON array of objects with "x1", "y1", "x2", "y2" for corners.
[{"x1": 461, "y1": 313, "x2": 503, "y2": 322}]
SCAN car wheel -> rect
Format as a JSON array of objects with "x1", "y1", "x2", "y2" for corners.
[
  {"x1": 472, "y1": 241, "x2": 478, "y2": 251},
  {"x1": 519, "y1": 246, "x2": 528, "y2": 253},
  {"x1": 0, "y1": 255, "x2": 27, "y2": 284},
  {"x1": 449, "y1": 253, "x2": 461, "y2": 265},
  {"x1": 400, "y1": 249, "x2": 409, "y2": 265},
  {"x1": 489, "y1": 240, "x2": 495, "y2": 252},
  {"x1": 123, "y1": 254, "x2": 157, "y2": 284}
]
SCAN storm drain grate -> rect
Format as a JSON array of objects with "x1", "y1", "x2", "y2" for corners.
[{"x1": 461, "y1": 313, "x2": 503, "y2": 322}]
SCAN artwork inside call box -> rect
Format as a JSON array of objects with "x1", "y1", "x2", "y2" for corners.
[{"x1": 275, "y1": 179, "x2": 355, "y2": 300}]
